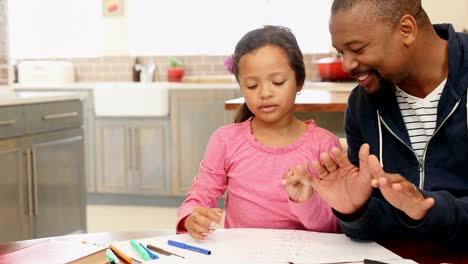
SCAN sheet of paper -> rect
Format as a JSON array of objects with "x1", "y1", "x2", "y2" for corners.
[
  {"x1": 0, "y1": 239, "x2": 105, "y2": 264},
  {"x1": 111, "y1": 228, "x2": 402, "y2": 264}
]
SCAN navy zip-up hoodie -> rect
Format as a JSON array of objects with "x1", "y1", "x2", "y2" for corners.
[{"x1": 337, "y1": 24, "x2": 468, "y2": 243}]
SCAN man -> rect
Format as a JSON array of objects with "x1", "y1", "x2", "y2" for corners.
[{"x1": 284, "y1": 0, "x2": 467, "y2": 242}]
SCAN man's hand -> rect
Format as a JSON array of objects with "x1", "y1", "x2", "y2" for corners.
[
  {"x1": 184, "y1": 207, "x2": 223, "y2": 240},
  {"x1": 368, "y1": 155, "x2": 435, "y2": 220},
  {"x1": 309, "y1": 144, "x2": 373, "y2": 215},
  {"x1": 282, "y1": 161, "x2": 315, "y2": 202}
]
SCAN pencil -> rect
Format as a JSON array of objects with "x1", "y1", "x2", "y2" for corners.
[{"x1": 109, "y1": 244, "x2": 133, "y2": 264}]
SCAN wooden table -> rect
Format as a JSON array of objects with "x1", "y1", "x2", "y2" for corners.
[
  {"x1": 225, "y1": 89, "x2": 352, "y2": 112},
  {"x1": 1, "y1": 231, "x2": 467, "y2": 264}
]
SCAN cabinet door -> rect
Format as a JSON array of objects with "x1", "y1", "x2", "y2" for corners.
[
  {"x1": 170, "y1": 89, "x2": 239, "y2": 195},
  {"x1": 95, "y1": 118, "x2": 171, "y2": 195},
  {"x1": 28, "y1": 128, "x2": 86, "y2": 238},
  {"x1": 95, "y1": 120, "x2": 131, "y2": 193},
  {"x1": 16, "y1": 90, "x2": 96, "y2": 192},
  {"x1": 131, "y1": 119, "x2": 171, "y2": 195},
  {"x1": 0, "y1": 138, "x2": 29, "y2": 243}
]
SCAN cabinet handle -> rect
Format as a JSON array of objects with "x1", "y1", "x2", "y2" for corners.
[
  {"x1": 31, "y1": 148, "x2": 39, "y2": 215},
  {"x1": 0, "y1": 120, "x2": 16, "y2": 126},
  {"x1": 25, "y1": 148, "x2": 33, "y2": 216},
  {"x1": 42, "y1": 112, "x2": 78, "y2": 120},
  {"x1": 133, "y1": 127, "x2": 139, "y2": 172}
]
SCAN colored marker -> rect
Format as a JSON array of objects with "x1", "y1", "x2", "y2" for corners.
[
  {"x1": 139, "y1": 242, "x2": 159, "y2": 260},
  {"x1": 147, "y1": 244, "x2": 185, "y2": 258},
  {"x1": 167, "y1": 240, "x2": 211, "y2": 255},
  {"x1": 109, "y1": 244, "x2": 133, "y2": 264},
  {"x1": 105, "y1": 248, "x2": 120, "y2": 264},
  {"x1": 130, "y1": 239, "x2": 151, "y2": 261}
]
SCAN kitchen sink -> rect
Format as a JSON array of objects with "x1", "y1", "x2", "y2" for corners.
[{"x1": 93, "y1": 82, "x2": 169, "y2": 117}]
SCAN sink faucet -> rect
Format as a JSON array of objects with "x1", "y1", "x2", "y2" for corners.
[{"x1": 134, "y1": 59, "x2": 156, "y2": 82}]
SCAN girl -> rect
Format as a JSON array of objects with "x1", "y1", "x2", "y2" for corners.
[{"x1": 176, "y1": 25, "x2": 341, "y2": 240}]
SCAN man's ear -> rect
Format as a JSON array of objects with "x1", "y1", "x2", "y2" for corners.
[{"x1": 399, "y1": 14, "x2": 417, "y2": 46}]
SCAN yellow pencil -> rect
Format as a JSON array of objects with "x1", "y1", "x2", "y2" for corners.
[{"x1": 109, "y1": 244, "x2": 133, "y2": 264}]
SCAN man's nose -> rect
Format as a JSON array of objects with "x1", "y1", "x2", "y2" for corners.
[{"x1": 341, "y1": 53, "x2": 358, "y2": 73}]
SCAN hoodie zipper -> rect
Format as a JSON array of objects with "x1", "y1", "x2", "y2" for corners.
[
  {"x1": 378, "y1": 100, "x2": 460, "y2": 189},
  {"x1": 378, "y1": 117, "x2": 420, "y2": 185},
  {"x1": 419, "y1": 100, "x2": 460, "y2": 188}
]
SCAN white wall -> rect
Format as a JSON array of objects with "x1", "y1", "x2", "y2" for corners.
[
  {"x1": 423, "y1": 0, "x2": 468, "y2": 31},
  {"x1": 102, "y1": 0, "x2": 128, "y2": 55},
  {"x1": 101, "y1": 1, "x2": 468, "y2": 56}
]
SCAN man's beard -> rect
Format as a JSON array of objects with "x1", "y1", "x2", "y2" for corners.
[{"x1": 351, "y1": 68, "x2": 392, "y2": 94}]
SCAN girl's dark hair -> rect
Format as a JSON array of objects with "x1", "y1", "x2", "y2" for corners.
[{"x1": 232, "y1": 25, "x2": 305, "y2": 123}]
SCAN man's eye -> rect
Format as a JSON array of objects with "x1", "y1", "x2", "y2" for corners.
[{"x1": 351, "y1": 45, "x2": 366, "y2": 54}]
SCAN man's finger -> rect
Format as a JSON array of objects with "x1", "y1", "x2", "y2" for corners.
[
  {"x1": 368, "y1": 154, "x2": 385, "y2": 179},
  {"x1": 358, "y1": 144, "x2": 370, "y2": 168},
  {"x1": 320, "y1": 151, "x2": 338, "y2": 173},
  {"x1": 311, "y1": 160, "x2": 328, "y2": 179},
  {"x1": 421, "y1": 197, "x2": 435, "y2": 210},
  {"x1": 331, "y1": 147, "x2": 353, "y2": 168}
]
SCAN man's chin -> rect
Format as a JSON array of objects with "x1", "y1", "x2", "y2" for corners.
[{"x1": 362, "y1": 83, "x2": 380, "y2": 94}]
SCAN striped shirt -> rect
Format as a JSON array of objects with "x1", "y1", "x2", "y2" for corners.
[{"x1": 396, "y1": 79, "x2": 446, "y2": 159}]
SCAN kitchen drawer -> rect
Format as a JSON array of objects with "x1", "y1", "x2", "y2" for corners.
[
  {"x1": 0, "y1": 105, "x2": 25, "y2": 139},
  {"x1": 25, "y1": 100, "x2": 83, "y2": 134}
]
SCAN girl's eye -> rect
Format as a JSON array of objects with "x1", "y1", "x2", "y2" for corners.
[
  {"x1": 246, "y1": 84, "x2": 257, "y2": 89},
  {"x1": 273, "y1": 81, "x2": 285, "y2": 86}
]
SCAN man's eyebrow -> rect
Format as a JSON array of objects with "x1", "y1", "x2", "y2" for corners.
[{"x1": 343, "y1": 39, "x2": 363, "y2": 46}]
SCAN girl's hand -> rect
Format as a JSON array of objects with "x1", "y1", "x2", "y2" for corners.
[
  {"x1": 183, "y1": 207, "x2": 223, "y2": 240},
  {"x1": 282, "y1": 161, "x2": 315, "y2": 202}
]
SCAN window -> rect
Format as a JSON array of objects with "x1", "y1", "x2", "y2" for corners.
[
  {"x1": 8, "y1": 0, "x2": 101, "y2": 59},
  {"x1": 128, "y1": 0, "x2": 332, "y2": 55}
]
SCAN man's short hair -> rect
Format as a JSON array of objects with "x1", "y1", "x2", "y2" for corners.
[{"x1": 331, "y1": 0, "x2": 431, "y2": 29}]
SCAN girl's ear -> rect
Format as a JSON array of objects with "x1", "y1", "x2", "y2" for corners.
[{"x1": 297, "y1": 85, "x2": 303, "y2": 93}]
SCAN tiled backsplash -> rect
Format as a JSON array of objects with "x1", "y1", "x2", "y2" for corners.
[{"x1": 16, "y1": 53, "x2": 330, "y2": 83}]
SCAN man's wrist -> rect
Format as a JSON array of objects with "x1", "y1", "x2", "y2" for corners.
[{"x1": 333, "y1": 202, "x2": 369, "y2": 222}]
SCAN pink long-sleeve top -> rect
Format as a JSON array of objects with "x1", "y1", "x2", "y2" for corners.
[{"x1": 176, "y1": 118, "x2": 341, "y2": 233}]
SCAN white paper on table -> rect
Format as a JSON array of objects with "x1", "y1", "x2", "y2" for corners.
[
  {"x1": 144, "y1": 255, "x2": 188, "y2": 264},
  {"x1": 111, "y1": 228, "x2": 402, "y2": 264}
]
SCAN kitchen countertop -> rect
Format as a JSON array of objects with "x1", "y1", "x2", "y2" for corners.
[
  {"x1": 11, "y1": 81, "x2": 357, "y2": 90},
  {"x1": 225, "y1": 82, "x2": 357, "y2": 112},
  {"x1": 0, "y1": 93, "x2": 84, "y2": 107},
  {"x1": 11, "y1": 81, "x2": 357, "y2": 116}
]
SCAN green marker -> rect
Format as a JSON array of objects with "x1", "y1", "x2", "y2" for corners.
[
  {"x1": 105, "y1": 248, "x2": 120, "y2": 263},
  {"x1": 130, "y1": 239, "x2": 151, "y2": 261}
]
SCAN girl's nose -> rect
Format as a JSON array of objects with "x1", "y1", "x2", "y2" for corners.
[{"x1": 259, "y1": 85, "x2": 273, "y2": 99}]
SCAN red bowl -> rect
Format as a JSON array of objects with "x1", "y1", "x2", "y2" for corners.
[{"x1": 314, "y1": 57, "x2": 353, "y2": 81}]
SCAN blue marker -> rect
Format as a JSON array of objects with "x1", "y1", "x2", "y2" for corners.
[
  {"x1": 139, "y1": 242, "x2": 159, "y2": 260},
  {"x1": 167, "y1": 240, "x2": 211, "y2": 255}
]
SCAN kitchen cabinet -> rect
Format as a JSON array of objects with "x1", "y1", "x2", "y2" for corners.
[
  {"x1": 0, "y1": 99, "x2": 86, "y2": 243},
  {"x1": 95, "y1": 118, "x2": 171, "y2": 195},
  {"x1": 14, "y1": 88, "x2": 97, "y2": 193},
  {"x1": 170, "y1": 88, "x2": 240, "y2": 195}
]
